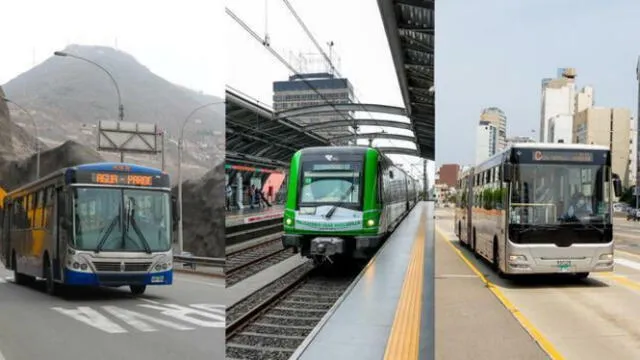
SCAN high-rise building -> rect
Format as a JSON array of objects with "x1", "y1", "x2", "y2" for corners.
[
  {"x1": 273, "y1": 72, "x2": 354, "y2": 142},
  {"x1": 573, "y1": 107, "x2": 632, "y2": 187},
  {"x1": 476, "y1": 120, "x2": 497, "y2": 164},
  {"x1": 480, "y1": 107, "x2": 507, "y2": 150},
  {"x1": 540, "y1": 68, "x2": 576, "y2": 143},
  {"x1": 575, "y1": 85, "x2": 594, "y2": 113}
]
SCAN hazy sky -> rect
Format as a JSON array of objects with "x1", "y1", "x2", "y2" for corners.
[
  {"x1": 1, "y1": 0, "x2": 224, "y2": 97},
  {"x1": 437, "y1": 0, "x2": 640, "y2": 167},
  {"x1": 227, "y1": 0, "x2": 434, "y2": 183}
]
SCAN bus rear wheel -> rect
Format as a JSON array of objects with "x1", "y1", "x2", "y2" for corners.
[
  {"x1": 575, "y1": 272, "x2": 589, "y2": 279},
  {"x1": 130, "y1": 285, "x2": 146, "y2": 295}
]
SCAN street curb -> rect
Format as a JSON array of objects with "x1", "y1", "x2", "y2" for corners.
[{"x1": 174, "y1": 268, "x2": 225, "y2": 279}]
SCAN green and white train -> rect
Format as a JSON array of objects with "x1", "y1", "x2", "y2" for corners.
[{"x1": 282, "y1": 146, "x2": 419, "y2": 262}]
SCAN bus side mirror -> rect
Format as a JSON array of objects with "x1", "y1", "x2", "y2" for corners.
[
  {"x1": 502, "y1": 164, "x2": 513, "y2": 182},
  {"x1": 612, "y1": 175, "x2": 622, "y2": 198}
]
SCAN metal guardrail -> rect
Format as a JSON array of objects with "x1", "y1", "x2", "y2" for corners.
[{"x1": 173, "y1": 255, "x2": 225, "y2": 270}]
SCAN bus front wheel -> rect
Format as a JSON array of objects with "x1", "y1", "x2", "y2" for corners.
[
  {"x1": 44, "y1": 259, "x2": 58, "y2": 296},
  {"x1": 130, "y1": 285, "x2": 146, "y2": 295}
]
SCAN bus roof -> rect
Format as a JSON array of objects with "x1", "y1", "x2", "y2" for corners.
[
  {"x1": 510, "y1": 143, "x2": 609, "y2": 151},
  {"x1": 7, "y1": 162, "x2": 166, "y2": 196}
]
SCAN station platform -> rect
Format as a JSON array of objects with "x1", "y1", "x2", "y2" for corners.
[
  {"x1": 292, "y1": 201, "x2": 434, "y2": 360},
  {"x1": 225, "y1": 204, "x2": 284, "y2": 227}
]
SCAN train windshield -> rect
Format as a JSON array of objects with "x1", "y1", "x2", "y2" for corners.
[
  {"x1": 299, "y1": 161, "x2": 362, "y2": 206},
  {"x1": 72, "y1": 187, "x2": 171, "y2": 252},
  {"x1": 509, "y1": 164, "x2": 611, "y2": 225}
]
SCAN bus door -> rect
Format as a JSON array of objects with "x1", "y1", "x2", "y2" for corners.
[
  {"x1": 53, "y1": 187, "x2": 67, "y2": 280},
  {"x1": 1, "y1": 202, "x2": 11, "y2": 267},
  {"x1": 465, "y1": 170, "x2": 474, "y2": 242}
]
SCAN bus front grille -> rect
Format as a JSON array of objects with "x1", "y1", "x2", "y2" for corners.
[{"x1": 93, "y1": 262, "x2": 152, "y2": 272}]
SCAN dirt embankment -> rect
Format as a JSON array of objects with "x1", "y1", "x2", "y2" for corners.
[{"x1": 172, "y1": 163, "x2": 225, "y2": 258}]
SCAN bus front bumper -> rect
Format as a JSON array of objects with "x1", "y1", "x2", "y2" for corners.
[{"x1": 63, "y1": 269, "x2": 173, "y2": 286}]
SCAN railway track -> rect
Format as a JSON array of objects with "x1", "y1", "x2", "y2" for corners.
[
  {"x1": 226, "y1": 241, "x2": 296, "y2": 287},
  {"x1": 226, "y1": 217, "x2": 283, "y2": 247},
  {"x1": 225, "y1": 262, "x2": 362, "y2": 360}
]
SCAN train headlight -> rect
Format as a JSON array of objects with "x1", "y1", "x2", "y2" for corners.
[
  {"x1": 285, "y1": 218, "x2": 292, "y2": 225},
  {"x1": 367, "y1": 219, "x2": 375, "y2": 227}
]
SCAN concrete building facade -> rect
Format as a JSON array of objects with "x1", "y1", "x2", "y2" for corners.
[
  {"x1": 480, "y1": 107, "x2": 507, "y2": 150},
  {"x1": 273, "y1": 72, "x2": 354, "y2": 142},
  {"x1": 572, "y1": 107, "x2": 632, "y2": 187},
  {"x1": 540, "y1": 68, "x2": 577, "y2": 143},
  {"x1": 476, "y1": 120, "x2": 497, "y2": 164},
  {"x1": 437, "y1": 164, "x2": 460, "y2": 188}
]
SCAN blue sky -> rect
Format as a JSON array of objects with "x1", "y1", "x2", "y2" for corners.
[{"x1": 436, "y1": 0, "x2": 640, "y2": 166}]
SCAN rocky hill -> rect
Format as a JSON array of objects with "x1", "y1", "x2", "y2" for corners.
[{"x1": 2, "y1": 44, "x2": 224, "y2": 183}]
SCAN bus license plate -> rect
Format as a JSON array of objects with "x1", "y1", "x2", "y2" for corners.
[
  {"x1": 151, "y1": 276, "x2": 164, "y2": 283},
  {"x1": 557, "y1": 260, "x2": 571, "y2": 271}
]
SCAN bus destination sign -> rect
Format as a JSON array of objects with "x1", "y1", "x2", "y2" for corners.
[
  {"x1": 92, "y1": 173, "x2": 154, "y2": 186},
  {"x1": 532, "y1": 151, "x2": 594, "y2": 162}
]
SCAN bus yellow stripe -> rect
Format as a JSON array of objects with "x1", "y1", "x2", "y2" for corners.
[
  {"x1": 435, "y1": 227, "x2": 565, "y2": 360},
  {"x1": 383, "y1": 209, "x2": 425, "y2": 360}
]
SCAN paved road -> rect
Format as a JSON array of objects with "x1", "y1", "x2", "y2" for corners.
[
  {"x1": 436, "y1": 209, "x2": 640, "y2": 360},
  {"x1": 0, "y1": 265, "x2": 225, "y2": 360}
]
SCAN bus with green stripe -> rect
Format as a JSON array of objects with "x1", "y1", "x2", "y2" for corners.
[{"x1": 282, "y1": 146, "x2": 419, "y2": 263}]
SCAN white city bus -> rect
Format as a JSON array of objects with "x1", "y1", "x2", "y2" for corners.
[{"x1": 454, "y1": 143, "x2": 622, "y2": 278}]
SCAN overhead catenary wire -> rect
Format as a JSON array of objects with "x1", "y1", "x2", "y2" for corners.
[
  {"x1": 281, "y1": 0, "x2": 410, "y2": 149},
  {"x1": 226, "y1": 7, "x2": 356, "y2": 130}
]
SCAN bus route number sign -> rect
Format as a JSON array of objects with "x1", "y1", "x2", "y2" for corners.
[
  {"x1": 533, "y1": 151, "x2": 593, "y2": 162},
  {"x1": 93, "y1": 173, "x2": 153, "y2": 186}
]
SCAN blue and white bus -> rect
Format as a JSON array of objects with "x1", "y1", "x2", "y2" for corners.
[{"x1": 0, "y1": 163, "x2": 178, "y2": 295}]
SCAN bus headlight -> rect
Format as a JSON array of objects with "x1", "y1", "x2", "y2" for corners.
[
  {"x1": 508, "y1": 255, "x2": 526, "y2": 262},
  {"x1": 285, "y1": 218, "x2": 292, "y2": 225},
  {"x1": 153, "y1": 256, "x2": 173, "y2": 272},
  {"x1": 366, "y1": 219, "x2": 376, "y2": 227},
  {"x1": 599, "y1": 253, "x2": 613, "y2": 260},
  {"x1": 67, "y1": 255, "x2": 93, "y2": 273}
]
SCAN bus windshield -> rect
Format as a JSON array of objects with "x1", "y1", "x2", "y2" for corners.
[
  {"x1": 509, "y1": 164, "x2": 611, "y2": 225},
  {"x1": 72, "y1": 187, "x2": 171, "y2": 252},
  {"x1": 299, "y1": 161, "x2": 361, "y2": 206}
]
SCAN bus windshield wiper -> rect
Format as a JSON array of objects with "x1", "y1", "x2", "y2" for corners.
[
  {"x1": 96, "y1": 209, "x2": 121, "y2": 253},
  {"x1": 325, "y1": 183, "x2": 355, "y2": 220},
  {"x1": 124, "y1": 200, "x2": 152, "y2": 254},
  {"x1": 518, "y1": 224, "x2": 559, "y2": 233}
]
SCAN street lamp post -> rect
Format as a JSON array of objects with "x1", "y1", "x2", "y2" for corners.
[
  {"x1": 3, "y1": 97, "x2": 40, "y2": 180},
  {"x1": 53, "y1": 50, "x2": 125, "y2": 162},
  {"x1": 177, "y1": 101, "x2": 225, "y2": 254}
]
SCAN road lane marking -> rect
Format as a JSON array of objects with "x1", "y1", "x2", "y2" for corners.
[
  {"x1": 616, "y1": 249, "x2": 640, "y2": 261},
  {"x1": 435, "y1": 227, "x2": 565, "y2": 360},
  {"x1": 102, "y1": 306, "x2": 194, "y2": 332},
  {"x1": 615, "y1": 258, "x2": 640, "y2": 271},
  {"x1": 138, "y1": 304, "x2": 225, "y2": 328},
  {"x1": 52, "y1": 306, "x2": 128, "y2": 334},
  {"x1": 52, "y1": 303, "x2": 225, "y2": 333}
]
